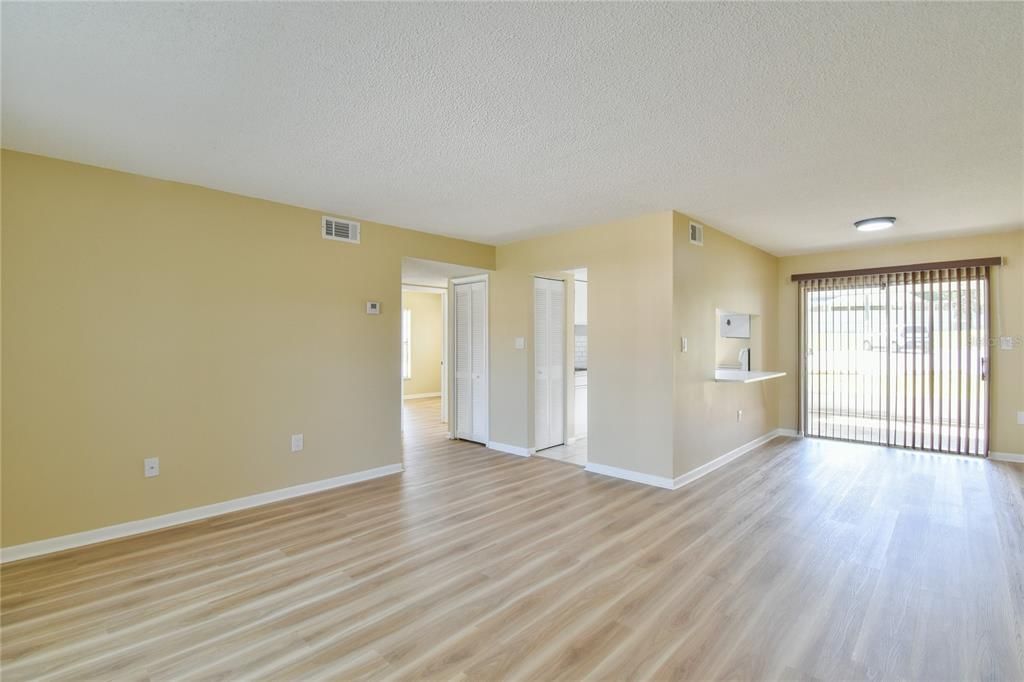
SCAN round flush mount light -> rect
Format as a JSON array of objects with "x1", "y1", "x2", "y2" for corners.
[{"x1": 854, "y1": 216, "x2": 896, "y2": 232}]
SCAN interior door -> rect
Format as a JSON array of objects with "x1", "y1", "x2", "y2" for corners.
[
  {"x1": 535, "y1": 277, "x2": 565, "y2": 451},
  {"x1": 454, "y1": 279, "x2": 488, "y2": 443}
]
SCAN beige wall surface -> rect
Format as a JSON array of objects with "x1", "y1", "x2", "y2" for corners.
[
  {"x1": 402, "y1": 292, "x2": 443, "y2": 396},
  {"x1": 492, "y1": 212, "x2": 676, "y2": 478},
  {"x1": 5, "y1": 149, "x2": 1019, "y2": 548},
  {"x1": 1, "y1": 150, "x2": 494, "y2": 546},
  {"x1": 672, "y1": 213, "x2": 780, "y2": 478},
  {"x1": 777, "y1": 230, "x2": 1024, "y2": 455}
]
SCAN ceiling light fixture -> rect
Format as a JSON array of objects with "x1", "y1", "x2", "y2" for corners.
[{"x1": 854, "y1": 216, "x2": 896, "y2": 232}]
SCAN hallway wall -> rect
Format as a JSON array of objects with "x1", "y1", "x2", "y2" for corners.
[{"x1": 403, "y1": 291, "x2": 443, "y2": 396}]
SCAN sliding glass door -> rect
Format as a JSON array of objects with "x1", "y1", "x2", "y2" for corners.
[{"x1": 800, "y1": 265, "x2": 989, "y2": 456}]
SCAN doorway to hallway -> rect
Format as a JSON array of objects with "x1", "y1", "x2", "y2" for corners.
[{"x1": 401, "y1": 257, "x2": 490, "y2": 449}]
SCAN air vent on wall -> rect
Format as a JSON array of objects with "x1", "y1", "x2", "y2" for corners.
[
  {"x1": 689, "y1": 222, "x2": 704, "y2": 246},
  {"x1": 322, "y1": 216, "x2": 360, "y2": 244}
]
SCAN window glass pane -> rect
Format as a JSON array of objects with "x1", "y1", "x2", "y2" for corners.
[{"x1": 802, "y1": 268, "x2": 988, "y2": 455}]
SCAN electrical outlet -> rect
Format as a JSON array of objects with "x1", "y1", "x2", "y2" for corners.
[
  {"x1": 514, "y1": 337, "x2": 525, "y2": 350},
  {"x1": 144, "y1": 457, "x2": 160, "y2": 478},
  {"x1": 1001, "y1": 336, "x2": 1014, "y2": 350},
  {"x1": 291, "y1": 434, "x2": 304, "y2": 453},
  {"x1": 737, "y1": 410, "x2": 743, "y2": 422},
  {"x1": 681, "y1": 337, "x2": 688, "y2": 353}
]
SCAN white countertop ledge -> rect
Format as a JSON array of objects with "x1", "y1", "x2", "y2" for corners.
[{"x1": 714, "y1": 369, "x2": 787, "y2": 383}]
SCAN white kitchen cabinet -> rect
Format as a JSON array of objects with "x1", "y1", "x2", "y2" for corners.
[{"x1": 574, "y1": 371, "x2": 587, "y2": 437}]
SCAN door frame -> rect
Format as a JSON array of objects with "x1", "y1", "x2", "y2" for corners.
[{"x1": 451, "y1": 274, "x2": 489, "y2": 444}]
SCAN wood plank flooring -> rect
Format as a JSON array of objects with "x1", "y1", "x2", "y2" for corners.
[{"x1": 2, "y1": 396, "x2": 1022, "y2": 680}]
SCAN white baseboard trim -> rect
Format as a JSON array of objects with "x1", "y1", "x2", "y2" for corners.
[
  {"x1": 486, "y1": 441, "x2": 533, "y2": 457},
  {"x1": 776, "y1": 428, "x2": 800, "y2": 437},
  {"x1": 585, "y1": 428, "x2": 793, "y2": 492},
  {"x1": 403, "y1": 392, "x2": 441, "y2": 400},
  {"x1": 991, "y1": 451, "x2": 1024, "y2": 463},
  {"x1": 0, "y1": 463, "x2": 404, "y2": 564},
  {"x1": 673, "y1": 429, "x2": 788, "y2": 490},
  {"x1": 584, "y1": 462, "x2": 675, "y2": 489},
  {"x1": 567, "y1": 435, "x2": 586, "y2": 444}
]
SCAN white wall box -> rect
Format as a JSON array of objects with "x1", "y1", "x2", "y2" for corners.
[{"x1": 720, "y1": 313, "x2": 750, "y2": 338}]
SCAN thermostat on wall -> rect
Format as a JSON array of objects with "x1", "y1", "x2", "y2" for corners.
[{"x1": 366, "y1": 301, "x2": 381, "y2": 315}]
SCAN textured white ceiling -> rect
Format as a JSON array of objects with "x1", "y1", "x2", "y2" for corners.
[
  {"x1": 402, "y1": 258, "x2": 487, "y2": 289},
  {"x1": 3, "y1": 3, "x2": 1021, "y2": 255}
]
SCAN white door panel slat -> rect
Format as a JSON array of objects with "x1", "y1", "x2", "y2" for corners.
[{"x1": 535, "y1": 278, "x2": 565, "y2": 451}]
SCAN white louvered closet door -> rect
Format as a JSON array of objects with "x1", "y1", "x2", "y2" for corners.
[
  {"x1": 534, "y1": 278, "x2": 565, "y2": 451},
  {"x1": 469, "y1": 280, "x2": 489, "y2": 443},
  {"x1": 454, "y1": 283, "x2": 472, "y2": 440},
  {"x1": 454, "y1": 279, "x2": 488, "y2": 444}
]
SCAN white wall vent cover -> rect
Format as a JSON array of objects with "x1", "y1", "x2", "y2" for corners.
[
  {"x1": 322, "y1": 216, "x2": 360, "y2": 244},
  {"x1": 689, "y1": 222, "x2": 704, "y2": 246}
]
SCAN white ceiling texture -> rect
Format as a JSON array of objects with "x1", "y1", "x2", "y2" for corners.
[
  {"x1": 401, "y1": 257, "x2": 487, "y2": 289},
  {"x1": 3, "y1": 2, "x2": 1021, "y2": 254}
]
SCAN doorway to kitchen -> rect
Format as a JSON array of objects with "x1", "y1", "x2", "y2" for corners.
[{"x1": 534, "y1": 268, "x2": 587, "y2": 466}]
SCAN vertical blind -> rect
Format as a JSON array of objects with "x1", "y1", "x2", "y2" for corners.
[{"x1": 799, "y1": 264, "x2": 990, "y2": 456}]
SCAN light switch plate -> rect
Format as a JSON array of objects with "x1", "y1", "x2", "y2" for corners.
[
  {"x1": 681, "y1": 336, "x2": 688, "y2": 352},
  {"x1": 291, "y1": 434, "x2": 304, "y2": 452},
  {"x1": 144, "y1": 457, "x2": 160, "y2": 478},
  {"x1": 366, "y1": 301, "x2": 381, "y2": 315},
  {"x1": 514, "y1": 337, "x2": 525, "y2": 350}
]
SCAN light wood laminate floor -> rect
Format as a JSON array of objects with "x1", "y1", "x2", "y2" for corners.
[{"x1": 1, "y1": 397, "x2": 1022, "y2": 680}]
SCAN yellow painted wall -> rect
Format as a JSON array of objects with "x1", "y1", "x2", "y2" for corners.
[
  {"x1": 4, "y1": 149, "x2": 1019, "y2": 548},
  {"x1": 402, "y1": 292, "x2": 443, "y2": 396},
  {"x1": 777, "y1": 230, "x2": 1024, "y2": 455},
  {"x1": 1, "y1": 150, "x2": 494, "y2": 546},
  {"x1": 492, "y1": 212, "x2": 676, "y2": 478},
  {"x1": 672, "y1": 213, "x2": 780, "y2": 477}
]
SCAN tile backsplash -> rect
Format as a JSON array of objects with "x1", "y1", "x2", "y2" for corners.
[{"x1": 574, "y1": 325, "x2": 587, "y2": 369}]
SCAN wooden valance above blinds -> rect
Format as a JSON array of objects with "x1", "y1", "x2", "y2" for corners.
[{"x1": 790, "y1": 257, "x2": 1002, "y2": 282}]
